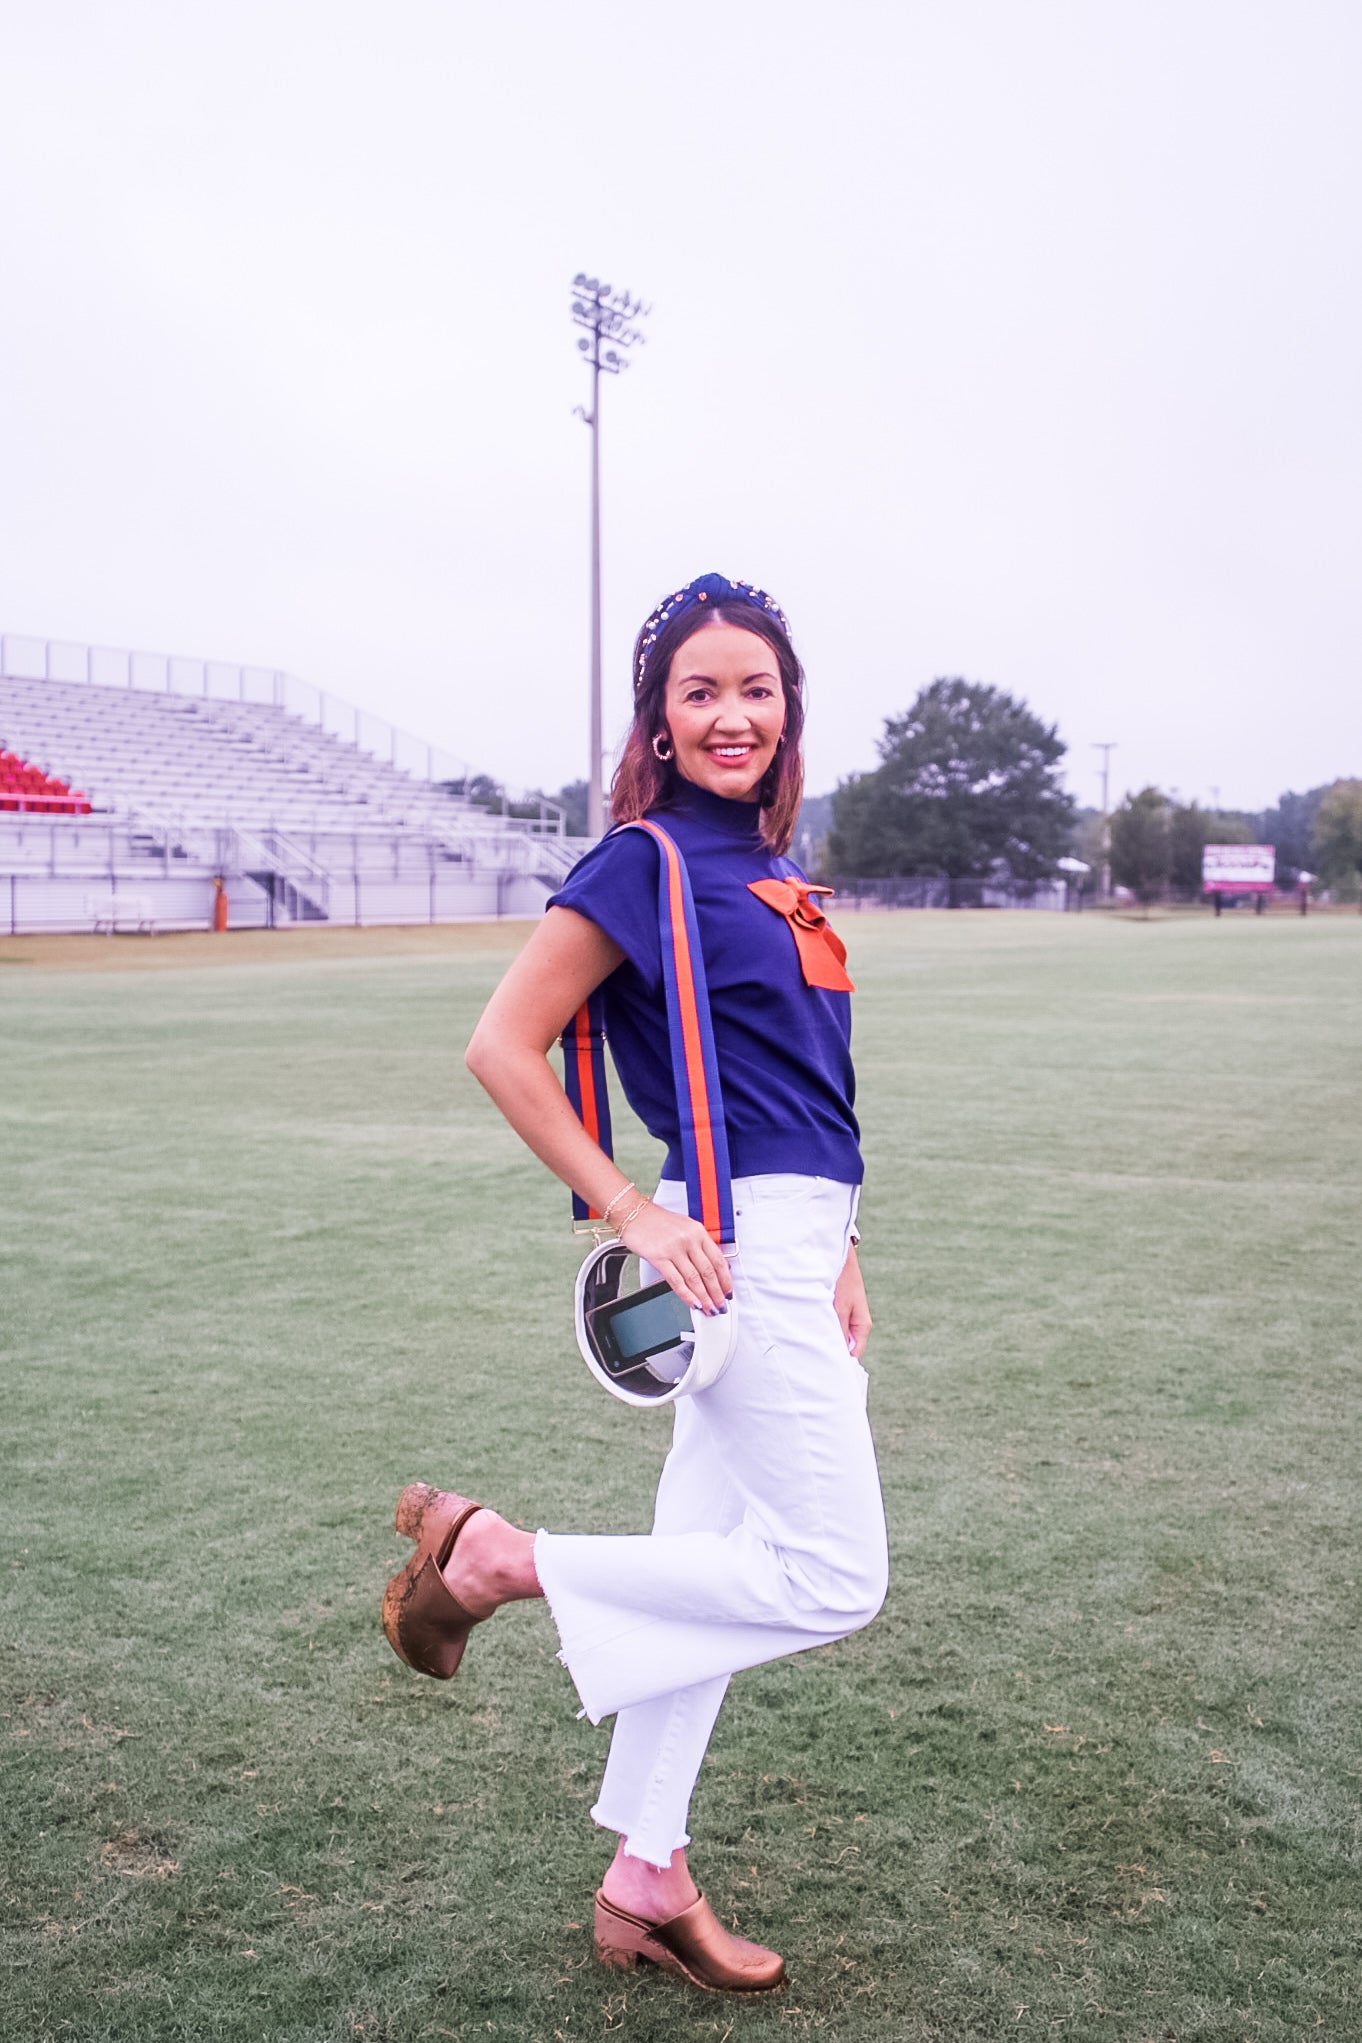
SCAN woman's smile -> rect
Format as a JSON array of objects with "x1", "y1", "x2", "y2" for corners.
[{"x1": 706, "y1": 742, "x2": 756, "y2": 768}]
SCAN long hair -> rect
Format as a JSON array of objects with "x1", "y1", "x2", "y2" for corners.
[{"x1": 611, "y1": 601, "x2": 806, "y2": 854}]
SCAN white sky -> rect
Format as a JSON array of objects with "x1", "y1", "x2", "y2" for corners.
[{"x1": 1, "y1": 0, "x2": 1358, "y2": 812}]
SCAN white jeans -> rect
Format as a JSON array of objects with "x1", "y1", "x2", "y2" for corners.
[{"x1": 534, "y1": 1174, "x2": 888, "y2": 1869}]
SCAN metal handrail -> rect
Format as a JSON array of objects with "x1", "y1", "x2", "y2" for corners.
[
  {"x1": 255, "y1": 827, "x2": 332, "y2": 890},
  {"x1": 226, "y1": 826, "x2": 331, "y2": 919},
  {"x1": 0, "y1": 793, "x2": 92, "y2": 813},
  {"x1": 529, "y1": 835, "x2": 586, "y2": 883}
]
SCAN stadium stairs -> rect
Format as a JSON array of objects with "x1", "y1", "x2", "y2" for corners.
[{"x1": 1, "y1": 645, "x2": 585, "y2": 935}]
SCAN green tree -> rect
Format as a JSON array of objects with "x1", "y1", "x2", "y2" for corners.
[
  {"x1": 547, "y1": 780, "x2": 588, "y2": 835},
  {"x1": 793, "y1": 791, "x2": 834, "y2": 875},
  {"x1": 441, "y1": 772, "x2": 505, "y2": 810},
  {"x1": 1168, "y1": 803, "x2": 1253, "y2": 895},
  {"x1": 827, "y1": 678, "x2": 1074, "y2": 879},
  {"x1": 1110, "y1": 787, "x2": 1171, "y2": 902},
  {"x1": 1311, "y1": 779, "x2": 1362, "y2": 900},
  {"x1": 1071, "y1": 807, "x2": 1107, "y2": 881},
  {"x1": 1261, "y1": 784, "x2": 1330, "y2": 885}
]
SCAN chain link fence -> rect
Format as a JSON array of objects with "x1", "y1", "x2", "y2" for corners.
[{"x1": 826, "y1": 875, "x2": 1072, "y2": 910}]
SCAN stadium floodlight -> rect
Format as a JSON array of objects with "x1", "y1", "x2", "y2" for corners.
[{"x1": 570, "y1": 274, "x2": 651, "y2": 837}]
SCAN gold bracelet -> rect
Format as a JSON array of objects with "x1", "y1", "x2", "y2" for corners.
[
  {"x1": 614, "y1": 1195, "x2": 649, "y2": 1234},
  {"x1": 601, "y1": 1180, "x2": 639, "y2": 1226}
]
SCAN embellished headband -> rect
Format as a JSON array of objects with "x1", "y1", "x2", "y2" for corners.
[{"x1": 635, "y1": 571, "x2": 790, "y2": 694}]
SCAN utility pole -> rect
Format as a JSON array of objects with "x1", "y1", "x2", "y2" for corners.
[
  {"x1": 570, "y1": 274, "x2": 650, "y2": 838},
  {"x1": 1093, "y1": 742, "x2": 1117, "y2": 899}
]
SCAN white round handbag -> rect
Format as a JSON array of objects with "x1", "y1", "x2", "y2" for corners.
[{"x1": 574, "y1": 1235, "x2": 739, "y2": 1408}]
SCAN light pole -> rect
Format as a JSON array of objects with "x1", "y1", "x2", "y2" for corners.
[
  {"x1": 570, "y1": 274, "x2": 649, "y2": 838},
  {"x1": 1093, "y1": 741, "x2": 1117, "y2": 898}
]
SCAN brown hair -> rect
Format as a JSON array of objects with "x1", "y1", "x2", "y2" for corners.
[{"x1": 611, "y1": 601, "x2": 806, "y2": 853}]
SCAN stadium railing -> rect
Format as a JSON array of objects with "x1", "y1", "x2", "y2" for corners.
[
  {"x1": 0, "y1": 632, "x2": 565, "y2": 837},
  {"x1": 827, "y1": 875, "x2": 1069, "y2": 910}
]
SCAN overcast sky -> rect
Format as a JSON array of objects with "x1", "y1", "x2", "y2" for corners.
[{"x1": 2, "y1": 1, "x2": 1358, "y2": 812}]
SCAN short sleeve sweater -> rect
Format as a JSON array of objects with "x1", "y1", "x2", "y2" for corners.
[{"x1": 547, "y1": 780, "x2": 861, "y2": 1186}]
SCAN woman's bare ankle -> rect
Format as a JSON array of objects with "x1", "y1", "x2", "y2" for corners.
[
  {"x1": 600, "y1": 1841, "x2": 699, "y2": 1921},
  {"x1": 439, "y1": 1509, "x2": 541, "y2": 1616}
]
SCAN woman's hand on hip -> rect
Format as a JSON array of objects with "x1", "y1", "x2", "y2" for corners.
[
  {"x1": 835, "y1": 1246, "x2": 872, "y2": 1360},
  {"x1": 619, "y1": 1202, "x2": 733, "y2": 1314}
]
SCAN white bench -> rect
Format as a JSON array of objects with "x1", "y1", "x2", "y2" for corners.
[{"x1": 85, "y1": 892, "x2": 156, "y2": 934}]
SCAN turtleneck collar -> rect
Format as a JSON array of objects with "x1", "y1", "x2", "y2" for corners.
[{"x1": 658, "y1": 777, "x2": 766, "y2": 841}]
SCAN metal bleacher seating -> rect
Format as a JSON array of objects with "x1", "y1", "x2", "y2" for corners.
[
  {"x1": 0, "y1": 648, "x2": 582, "y2": 934},
  {"x1": 0, "y1": 674, "x2": 484, "y2": 831}
]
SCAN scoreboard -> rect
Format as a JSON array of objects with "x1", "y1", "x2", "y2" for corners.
[{"x1": 1201, "y1": 845, "x2": 1275, "y2": 894}]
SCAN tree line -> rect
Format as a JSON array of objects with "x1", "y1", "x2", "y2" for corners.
[
  {"x1": 813, "y1": 677, "x2": 1362, "y2": 900},
  {"x1": 1108, "y1": 780, "x2": 1362, "y2": 902},
  {"x1": 530, "y1": 679, "x2": 1362, "y2": 903}
]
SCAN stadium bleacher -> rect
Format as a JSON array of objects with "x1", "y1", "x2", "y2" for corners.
[
  {"x1": 0, "y1": 647, "x2": 581, "y2": 934},
  {"x1": 0, "y1": 674, "x2": 492, "y2": 831}
]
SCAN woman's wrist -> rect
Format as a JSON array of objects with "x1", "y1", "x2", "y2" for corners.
[
  {"x1": 614, "y1": 1194, "x2": 651, "y2": 1234},
  {"x1": 601, "y1": 1179, "x2": 639, "y2": 1226}
]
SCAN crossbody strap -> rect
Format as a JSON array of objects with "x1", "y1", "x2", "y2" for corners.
[
  {"x1": 561, "y1": 818, "x2": 735, "y2": 1245},
  {"x1": 561, "y1": 995, "x2": 612, "y2": 1215}
]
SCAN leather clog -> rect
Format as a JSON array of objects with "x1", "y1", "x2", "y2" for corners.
[
  {"x1": 593, "y1": 1888, "x2": 785, "y2": 1994},
  {"x1": 381, "y1": 1482, "x2": 486, "y2": 1679}
]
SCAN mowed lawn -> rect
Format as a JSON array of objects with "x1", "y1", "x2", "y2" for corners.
[{"x1": 2, "y1": 911, "x2": 1359, "y2": 2043}]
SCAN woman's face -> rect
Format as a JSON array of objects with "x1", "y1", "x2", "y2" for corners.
[{"x1": 662, "y1": 620, "x2": 786, "y2": 803}]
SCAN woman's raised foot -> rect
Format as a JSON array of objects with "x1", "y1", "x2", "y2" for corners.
[{"x1": 382, "y1": 1483, "x2": 487, "y2": 1679}]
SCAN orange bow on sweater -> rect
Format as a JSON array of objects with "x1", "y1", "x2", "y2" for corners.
[{"x1": 747, "y1": 879, "x2": 856, "y2": 993}]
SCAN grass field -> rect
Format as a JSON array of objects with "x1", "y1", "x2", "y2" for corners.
[{"x1": 3, "y1": 911, "x2": 1360, "y2": 2043}]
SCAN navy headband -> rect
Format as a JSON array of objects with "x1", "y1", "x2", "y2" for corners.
[{"x1": 635, "y1": 571, "x2": 790, "y2": 694}]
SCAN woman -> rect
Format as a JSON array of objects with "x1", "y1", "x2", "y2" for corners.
[{"x1": 382, "y1": 571, "x2": 888, "y2": 1996}]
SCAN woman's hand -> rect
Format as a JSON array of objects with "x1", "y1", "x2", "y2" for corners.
[
  {"x1": 835, "y1": 1245, "x2": 872, "y2": 1360},
  {"x1": 619, "y1": 1201, "x2": 733, "y2": 1315}
]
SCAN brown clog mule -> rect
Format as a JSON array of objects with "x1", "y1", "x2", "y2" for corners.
[
  {"x1": 381, "y1": 1482, "x2": 486, "y2": 1679},
  {"x1": 594, "y1": 1889, "x2": 785, "y2": 1994}
]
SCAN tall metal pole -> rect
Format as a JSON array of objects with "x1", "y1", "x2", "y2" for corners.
[
  {"x1": 588, "y1": 339, "x2": 603, "y2": 839},
  {"x1": 570, "y1": 276, "x2": 649, "y2": 839},
  {"x1": 1093, "y1": 741, "x2": 1116, "y2": 899}
]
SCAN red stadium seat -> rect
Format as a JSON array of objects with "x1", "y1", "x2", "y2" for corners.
[{"x1": 0, "y1": 750, "x2": 88, "y2": 811}]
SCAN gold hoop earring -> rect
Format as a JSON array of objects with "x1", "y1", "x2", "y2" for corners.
[{"x1": 652, "y1": 731, "x2": 675, "y2": 763}]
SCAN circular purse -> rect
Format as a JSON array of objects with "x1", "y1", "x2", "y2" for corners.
[{"x1": 574, "y1": 1236, "x2": 739, "y2": 1407}]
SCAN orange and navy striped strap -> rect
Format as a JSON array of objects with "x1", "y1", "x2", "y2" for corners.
[
  {"x1": 561, "y1": 819, "x2": 735, "y2": 1245},
  {"x1": 561, "y1": 997, "x2": 613, "y2": 1220}
]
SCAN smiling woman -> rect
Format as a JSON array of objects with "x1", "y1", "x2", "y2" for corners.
[
  {"x1": 381, "y1": 571, "x2": 883, "y2": 1999},
  {"x1": 612, "y1": 572, "x2": 807, "y2": 851}
]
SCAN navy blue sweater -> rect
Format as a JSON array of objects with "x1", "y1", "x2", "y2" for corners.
[{"x1": 548, "y1": 781, "x2": 861, "y2": 1186}]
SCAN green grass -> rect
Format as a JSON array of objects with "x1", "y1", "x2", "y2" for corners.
[{"x1": 2, "y1": 911, "x2": 1360, "y2": 2042}]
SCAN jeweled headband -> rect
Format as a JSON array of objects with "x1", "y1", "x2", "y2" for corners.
[{"x1": 634, "y1": 571, "x2": 790, "y2": 695}]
